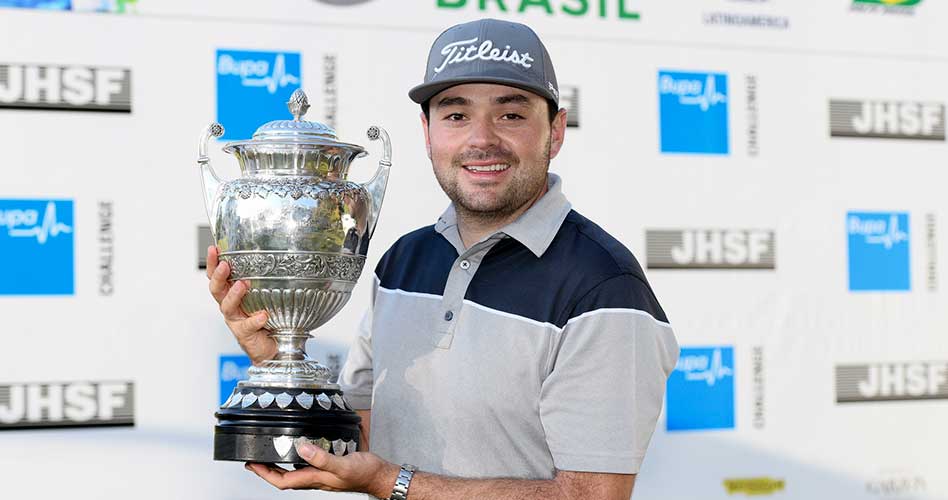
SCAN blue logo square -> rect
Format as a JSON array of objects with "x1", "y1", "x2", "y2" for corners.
[
  {"x1": 667, "y1": 346, "x2": 735, "y2": 431},
  {"x1": 0, "y1": 199, "x2": 74, "y2": 295},
  {"x1": 0, "y1": 0, "x2": 70, "y2": 8},
  {"x1": 219, "y1": 354, "x2": 251, "y2": 405},
  {"x1": 847, "y1": 212, "x2": 911, "y2": 291},
  {"x1": 659, "y1": 70, "x2": 730, "y2": 155},
  {"x1": 216, "y1": 49, "x2": 301, "y2": 141}
]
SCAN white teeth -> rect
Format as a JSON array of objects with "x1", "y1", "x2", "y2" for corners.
[{"x1": 465, "y1": 163, "x2": 509, "y2": 172}]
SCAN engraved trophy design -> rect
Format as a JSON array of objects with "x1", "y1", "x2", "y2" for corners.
[{"x1": 197, "y1": 89, "x2": 391, "y2": 464}]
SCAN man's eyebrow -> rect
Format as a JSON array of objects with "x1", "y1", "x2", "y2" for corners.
[
  {"x1": 435, "y1": 96, "x2": 470, "y2": 108},
  {"x1": 494, "y1": 94, "x2": 531, "y2": 106}
]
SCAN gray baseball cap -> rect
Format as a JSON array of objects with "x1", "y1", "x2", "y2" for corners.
[{"x1": 409, "y1": 18, "x2": 559, "y2": 107}]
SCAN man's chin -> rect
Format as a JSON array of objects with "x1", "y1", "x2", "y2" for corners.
[{"x1": 454, "y1": 198, "x2": 516, "y2": 218}]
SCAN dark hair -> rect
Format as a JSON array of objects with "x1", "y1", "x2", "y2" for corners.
[{"x1": 422, "y1": 99, "x2": 559, "y2": 124}]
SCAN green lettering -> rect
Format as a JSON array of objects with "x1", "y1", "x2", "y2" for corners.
[
  {"x1": 438, "y1": 0, "x2": 467, "y2": 7},
  {"x1": 619, "y1": 0, "x2": 640, "y2": 19},
  {"x1": 518, "y1": 0, "x2": 553, "y2": 14},
  {"x1": 599, "y1": 0, "x2": 607, "y2": 18},
  {"x1": 479, "y1": 0, "x2": 508, "y2": 11},
  {"x1": 562, "y1": 0, "x2": 588, "y2": 16}
]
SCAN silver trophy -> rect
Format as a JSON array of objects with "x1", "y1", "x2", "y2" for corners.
[{"x1": 197, "y1": 89, "x2": 391, "y2": 464}]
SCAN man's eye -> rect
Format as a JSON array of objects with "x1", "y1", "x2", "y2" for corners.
[
  {"x1": 445, "y1": 113, "x2": 465, "y2": 121},
  {"x1": 502, "y1": 113, "x2": 524, "y2": 120}
]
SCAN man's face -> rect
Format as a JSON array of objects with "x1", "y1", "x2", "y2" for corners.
[{"x1": 421, "y1": 83, "x2": 567, "y2": 221}]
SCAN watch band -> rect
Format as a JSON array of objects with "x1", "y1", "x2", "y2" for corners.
[{"x1": 388, "y1": 464, "x2": 416, "y2": 500}]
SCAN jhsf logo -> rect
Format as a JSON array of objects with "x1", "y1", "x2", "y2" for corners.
[
  {"x1": 0, "y1": 199, "x2": 74, "y2": 295},
  {"x1": 666, "y1": 346, "x2": 735, "y2": 431},
  {"x1": 830, "y1": 100, "x2": 945, "y2": 141},
  {"x1": 646, "y1": 229, "x2": 775, "y2": 269},
  {"x1": 836, "y1": 362, "x2": 948, "y2": 403},
  {"x1": 216, "y1": 49, "x2": 301, "y2": 140},
  {"x1": 847, "y1": 212, "x2": 910, "y2": 291},
  {"x1": 0, "y1": 63, "x2": 131, "y2": 112},
  {"x1": 0, "y1": 381, "x2": 134, "y2": 429},
  {"x1": 659, "y1": 70, "x2": 729, "y2": 155}
]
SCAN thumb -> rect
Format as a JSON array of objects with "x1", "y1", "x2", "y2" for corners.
[{"x1": 295, "y1": 437, "x2": 340, "y2": 471}]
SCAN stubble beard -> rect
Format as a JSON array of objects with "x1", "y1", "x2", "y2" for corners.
[{"x1": 435, "y1": 134, "x2": 552, "y2": 225}]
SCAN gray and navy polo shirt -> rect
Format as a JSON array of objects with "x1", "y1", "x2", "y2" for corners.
[{"x1": 339, "y1": 174, "x2": 678, "y2": 480}]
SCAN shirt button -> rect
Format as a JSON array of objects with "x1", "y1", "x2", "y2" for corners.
[
  {"x1": 459, "y1": 260, "x2": 471, "y2": 270},
  {"x1": 444, "y1": 311, "x2": 454, "y2": 321}
]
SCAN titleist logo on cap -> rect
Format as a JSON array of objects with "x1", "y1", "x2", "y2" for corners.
[{"x1": 434, "y1": 37, "x2": 535, "y2": 74}]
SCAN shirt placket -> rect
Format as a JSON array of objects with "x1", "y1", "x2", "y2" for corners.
[{"x1": 435, "y1": 237, "x2": 501, "y2": 349}]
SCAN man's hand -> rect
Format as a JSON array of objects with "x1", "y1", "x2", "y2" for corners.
[
  {"x1": 245, "y1": 438, "x2": 399, "y2": 496},
  {"x1": 245, "y1": 437, "x2": 635, "y2": 500},
  {"x1": 206, "y1": 245, "x2": 277, "y2": 365}
]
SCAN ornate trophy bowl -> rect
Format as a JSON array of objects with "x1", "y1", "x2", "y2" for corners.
[{"x1": 197, "y1": 89, "x2": 391, "y2": 464}]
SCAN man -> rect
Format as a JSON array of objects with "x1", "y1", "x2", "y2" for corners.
[{"x1": 207, "y1": 18, "x2": 678, "y2": 500}]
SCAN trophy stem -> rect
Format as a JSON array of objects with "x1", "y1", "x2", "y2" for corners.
[
  {"x1": 271, "y1": 329, "x2": 311, "y2": 362},
  {"x1": 245, "y1": 328, "x2": 335, "y2": 388}
]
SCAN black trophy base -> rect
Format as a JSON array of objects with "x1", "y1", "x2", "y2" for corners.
[{"x1": 215, "y1": 385, "x2": 361, "y2": 465}]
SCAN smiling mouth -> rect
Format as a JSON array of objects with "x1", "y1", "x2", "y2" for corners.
[{"x1": 463, "y1": 163, "x2": 510, "y2": 173}]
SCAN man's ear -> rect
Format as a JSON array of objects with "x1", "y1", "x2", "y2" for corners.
[
  {"x1": 549, "y1": 108, "x2": 568, "y2": 160},
  {"x1": 420, "y1": 111, "x2": 432, "y2": 159}
]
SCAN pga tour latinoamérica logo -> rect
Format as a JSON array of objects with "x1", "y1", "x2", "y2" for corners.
[
  {"x1": 847, "y1": 212, "x2": 910, "y2": 291},
  {"x1": 666, "y1": 346, "x2": 735, "y2": 431},
  {"x1": 0, "y1": 199, "x2": 74, "y2": 295},
  {"x1": 659, "y1": 70, "x2": 730, "y2": 155},
  {"x1": 216, "y1": 49, "x2": 301, "y2": 141}
]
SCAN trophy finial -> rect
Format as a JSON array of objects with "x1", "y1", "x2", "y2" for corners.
[{"x1": 288, "y1": 89, "x2": 310, "y2": 121}]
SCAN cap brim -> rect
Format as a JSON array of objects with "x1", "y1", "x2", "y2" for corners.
[{"x1": 409, "y1": 76, "x2": 557, "y2": 106}]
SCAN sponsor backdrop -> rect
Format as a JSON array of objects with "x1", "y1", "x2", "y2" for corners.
[{"x1": 0, "y1": 1, "x2": 945, "y2": 499}]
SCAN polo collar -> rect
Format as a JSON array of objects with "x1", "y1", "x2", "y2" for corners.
[{"x1": 434, "y1": 173, "x2": 572, "y2": 258}]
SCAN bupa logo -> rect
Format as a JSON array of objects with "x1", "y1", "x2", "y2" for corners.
[
  {"x1": 219, "y1": 354, "x2": 252, "y2": 405},
  {"x1": 216, "y1": 49, "x2": 301, "y2": 140},
  {"x1": 0, "y1": 63, "x2": 131, "y2": 112},
  {"x1": 0, "y1": 1, "x2": 69, "y2": 10},
  {"x1": 830, "y1": 100, "x2": 945, "y2": 141},
  {"x1": 646, "y1": 229, "x2": 775, "y2": 269},
  {"x1": 847, "y1": 212, "x2": 910, "y2": 291},
  {"x1": 0, "y1": 381, "x2": 134, "y2": 430},
  {"x1": 666, "y1": 346, "x2": 735, "y2": 431},
  {"x1": 836, "y1": 362, "x2": 948, "y2": 403},
  {"x1": 0, "y1": 199, "x2": 74, "y2": 295},
  {"x1": 659, "y1": 70, "x2": 729, "y2": 154}
]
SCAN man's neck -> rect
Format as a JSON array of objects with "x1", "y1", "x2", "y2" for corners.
[{"x1": 456, "y1": 183, "x2": 548, "y2": 249}]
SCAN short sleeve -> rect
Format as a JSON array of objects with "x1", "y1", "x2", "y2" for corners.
[
  {"x1": 337, "y1": 276, "x2": 378, "y2": 411},
  {"x1": 539, "y1": 274, "x2": 679, "y2": 474}
]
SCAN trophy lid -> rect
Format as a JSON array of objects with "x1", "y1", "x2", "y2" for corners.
[
  {"x1": 253, "y1": 89, "x2": 338, "y2": 141},
  {"x1": 223, "y1": 89, "x2": 366, "y2": 157}
]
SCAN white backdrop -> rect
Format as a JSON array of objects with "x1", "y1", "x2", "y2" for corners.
[{"x1": 1, "y1": 1, "x2": 945, "y2": 499}]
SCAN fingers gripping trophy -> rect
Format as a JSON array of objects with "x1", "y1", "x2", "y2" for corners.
[{"x1": 196, "y1": 89, "x2": 392, "y2": 464}]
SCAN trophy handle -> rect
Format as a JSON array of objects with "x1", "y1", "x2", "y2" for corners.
[
  {"x1": 197, "y1": 123, "x2": 225, "y2": 238},
  {"x1": 362, "y1": 126, "x2": 392, "y2": 240}
]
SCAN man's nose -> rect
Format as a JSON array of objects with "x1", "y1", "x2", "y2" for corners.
[{"x1": 466, "y1": 117, "x2": 501, "y2": 149}]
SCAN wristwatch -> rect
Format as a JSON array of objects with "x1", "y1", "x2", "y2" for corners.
[{"x1": 388, "y1": 464, "x2": 416, "y2": 500}]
